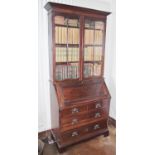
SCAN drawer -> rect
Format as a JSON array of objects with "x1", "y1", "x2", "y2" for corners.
[
  {"x1": 61, "y1": 113, "x2": 88, "y2": 126},
  {"x1": 88, "y1": 109, "x2": 106, "y2": 120},
  {"x1": 61, "y1": 126, "x2": 86, "y2": 141},
  {"x1": 61, "y1": 105, "x2": 87, "y2": 117},
  {"x1": 88, "y1": 100, "x2": 104, "y2": 110},
  {"x1": 86, "y1": 120, "x2": 107, "y2": 133},
  {"x1": 61, "y1": 120, "x2": 107, "y2": 141}
]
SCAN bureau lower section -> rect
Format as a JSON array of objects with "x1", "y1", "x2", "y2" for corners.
[
  {"x1": 51, "y1": 98, "x2": 110, "y2": 152},
  {"x1": 52, "y1": 119, "x2": 109, "y2": 151}
]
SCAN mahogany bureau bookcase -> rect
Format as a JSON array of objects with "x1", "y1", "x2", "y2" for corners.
[{"x1": 45, "y1": 2, "x2": 111, "y2": 152}]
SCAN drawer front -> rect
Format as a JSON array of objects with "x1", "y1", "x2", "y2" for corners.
[
  {"x1": 61, "y1": 120, "x2": 107, "y2": 141},
  {"x1": 61, "y1": 113, "x2": 88, "y2": 126},
  {"x1": 88, "y1": 109, "x2": 106, "y2": 120},
  {"x1": 61, "y1": 105, "x2": 87, "y2": 117},
  {"x1": 86, "y1": 120, "x2": 107, "y2": 133},
  {"x1": 61, "y1": 109, "x2": 106, "y2": 128}
]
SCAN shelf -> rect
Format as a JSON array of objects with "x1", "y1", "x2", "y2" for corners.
[
  {"x1": 84, "y1": 61, "x2": 102, "y2": 63},
  {"x1": 55, "y1": 44, "x2": 79, "y2": 47},
  {"x1": 56, "y1": 61, "x2": 79, "y2": 65},
  {"x1": 85, "y1": 27, "x2": 103, "y2": 31},
  {"x1": 84, "y1": 44, "x2": 103, "y2": 47},
  {"x1": 55, "y1": 24, "x2": 79, "y2": 28}
]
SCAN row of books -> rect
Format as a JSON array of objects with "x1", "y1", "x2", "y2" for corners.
[
  {"x1": 84, "y1": 29, "x2": 103, "y2": 45},
  {"x1": 84, "y1": 47, "x2": 102, "y2": 61},
  {"x1": 68, "y1": 28, "x2": 79, "y2": 44},
  {"x1": 55, "y1": 16, "x2": 67, "y2": 25},
  {"x1": 56, "y1": 47, "x2": 67, "y2": 62},
  {"x1": 56, "y1": 47, "x2": 79, "y2": 62},
  {"x1": 56, "y1": 64, "x2": 79, "y2": 80},
  {"x1": 55, "y1": 27, "x2": 79, "y2": 44},
  {"x1": 55, "y1": 26, "x2": 67, "y2": 44},
  {"x1": 68, "y1": 48, "x2": 79, "y2": 61},
  {"x1": 94, "y1": 30, "x2": 103, "y2": 44},
  {"x1": 55, "y1": 16, "x2": 79, "y2": 27},
  {"x1": 84, "y1": 63, "x2": 101, "y2": 77},
  {"x1": 85, "y1": 29, "x2": 94, "y2": 44},
  {"x1": 55, "y1": 16, "x2": 103, "y2": 30},
  {"x1": 85, "y1": 20, "x2": 104, "y2": 30}
]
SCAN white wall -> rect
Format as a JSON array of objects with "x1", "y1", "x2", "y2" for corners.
[{"x1": 38, "y1": 0, "x2": 116, "y2": 132}]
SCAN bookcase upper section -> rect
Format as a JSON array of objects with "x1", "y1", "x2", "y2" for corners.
[{"x1": 45, "y1": 2, "x2": 111, "y2": 83}]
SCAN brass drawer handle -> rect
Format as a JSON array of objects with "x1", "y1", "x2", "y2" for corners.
[
  {"x1": 94, "y1": 124, "x2": 100, "y2": 130},
  {"x1": 94, "y1": 112, "x2": 101, "y2": 118},
  {"x1": 71, "y1": 118, "x2": 78, "y2": 125},
  {"x1": 72, "y1": 131, "x2": 78, "y2": 137},
  {"x1": 72, "y1": 108, "x2": 79, "y2": 114},
  {"x1": 95, "y1": 103, "x2": 102, "y2": 109}
]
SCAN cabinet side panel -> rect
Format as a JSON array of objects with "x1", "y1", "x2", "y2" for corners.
[
  {"x1": 48, "y1": 11, "x2": 59, "y2": 128},
  {"x1": 50, "y1": 84, "x2": 59, "y2": 128}
]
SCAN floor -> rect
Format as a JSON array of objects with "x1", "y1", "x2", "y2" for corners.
[{"x1": 42, "y1": 124, "x2": 116, "y2": 155}]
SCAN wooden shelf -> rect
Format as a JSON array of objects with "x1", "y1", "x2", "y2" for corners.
[
  {"x1": 56, "y1": 61, "x2": 79, "y2": 65},
  {"x1": 84, "y1": 61, "x2": 102, "y2": 63},
  {"x1": 55, "y1": 44, "x2": 79, "y2": 47},
  {"x1": 84, "y1": 44, "x2": 103, "y2": 47},
  {"x1": 55, "y1": 24, "x2": 79, "y2": 28},
  {"x1": 85, "y1": 27, "x2": 103, "y2": 31}
]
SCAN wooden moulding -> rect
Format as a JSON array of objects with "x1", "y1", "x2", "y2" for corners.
[{"x1": 44, "y1": 2, "x2": 111, "y2": 18}]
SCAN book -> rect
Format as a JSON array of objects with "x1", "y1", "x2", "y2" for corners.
[
  {"x1": 94, "y1": 47, "x2": 102, "y2": 61},
  {"x1": 84, "y1": 63, "x2": 93, "y2": 77},
  {"x1": 93, "y1": 64, "x2": 101, "y2": 76},
  {"x1": 95, "y1": 30, "x2": 103, "y2": 44},
  {"x1": 55, "y1": 16, "x2": 65, "y2": 25},
  {"x1": 68, "y1": 19, "x2": 78, "y2": 27},
  {"x1": 95, "y1": 21, "x2": 104, "y2": 30},
  {"x1": 85, "y1": 29, "x2": 94, "y2": 45}
]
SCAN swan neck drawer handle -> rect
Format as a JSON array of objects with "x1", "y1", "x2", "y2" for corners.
[
  {"x1": 95, "y1": 112, "x2": 101, "y2": 118},
  {"x1": 94, "y1": 124, "x2": 100, "y2": 130},
  {"x1": 96, "y1": 103, "x2": 102, "y2": 108},
  {"x1": 72, "y1": 118, "x2": 78, "y2": 125},
  {"x1": 72, "y1": 108, "x2": 79, "y2": 114},
  {"x1": 72, "y1": 131, "x2": 78, "y2": 137}
]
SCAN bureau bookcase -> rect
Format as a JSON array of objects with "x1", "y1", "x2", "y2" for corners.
[{"x1": 45, "y1": 2, "x2": 111, "y2": 152}]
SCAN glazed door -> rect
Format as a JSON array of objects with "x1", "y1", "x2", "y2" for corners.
[
  {"x1": 83, "y1": 17, "x2": 105, "y2": 78},
  {"x1": 54, "y1": 14, "x2": 80, "y2": 81}
]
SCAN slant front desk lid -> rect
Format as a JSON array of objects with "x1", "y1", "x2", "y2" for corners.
[{"x1": 55, "y1": 79, "x2": 111, "y2": 109}]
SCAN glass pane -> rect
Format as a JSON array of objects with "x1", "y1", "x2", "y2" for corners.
[
  {"x1": 68, "y1": 18, "x2": 79, "y2": 27},
  {"x1": 55, "y1": 26, "x2": 67, "y2": 44},
  {"x1": 68, "y1": 28, "x2": 79, "y2": 44},
  {"x1": 55, "y1": 47, "x2": 67, "y2": 62},
  {"x1": 95, "y1": 21, "x2": 104, "y2": 30},
  {"x1": 68, "y1": 63, "x2": 79, "y2": 79},
  {"x1": 85, "y1": 19, "x2": 95, "y2": 28},
  {"x1": 94, "y1": 47, "x2": 102, "y2": 61},
  {"x1": 84, "y1": 63, "x2": 93, "y2": 78},
  {"x1": 56, "y1": 65, "x2": 67, "y2": 80},
  {"x1": 55, "y1": 15, "x2": 67, "y2": 25},
  {"x1": 84, "y1": 29, "x2": 94, "y2": 45},
  {"x1": 68, "y1": 47, "x2": 79, "y2": 62},
  {"x1": 93, "y1": 63, "x2": 102, "y2": 76},
  {"x1": 84, "y1": 46, "x2": 93, "y2": 61},
  {"x1": 94, "y1": 30, "x2": 103, "y2": 44}
]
